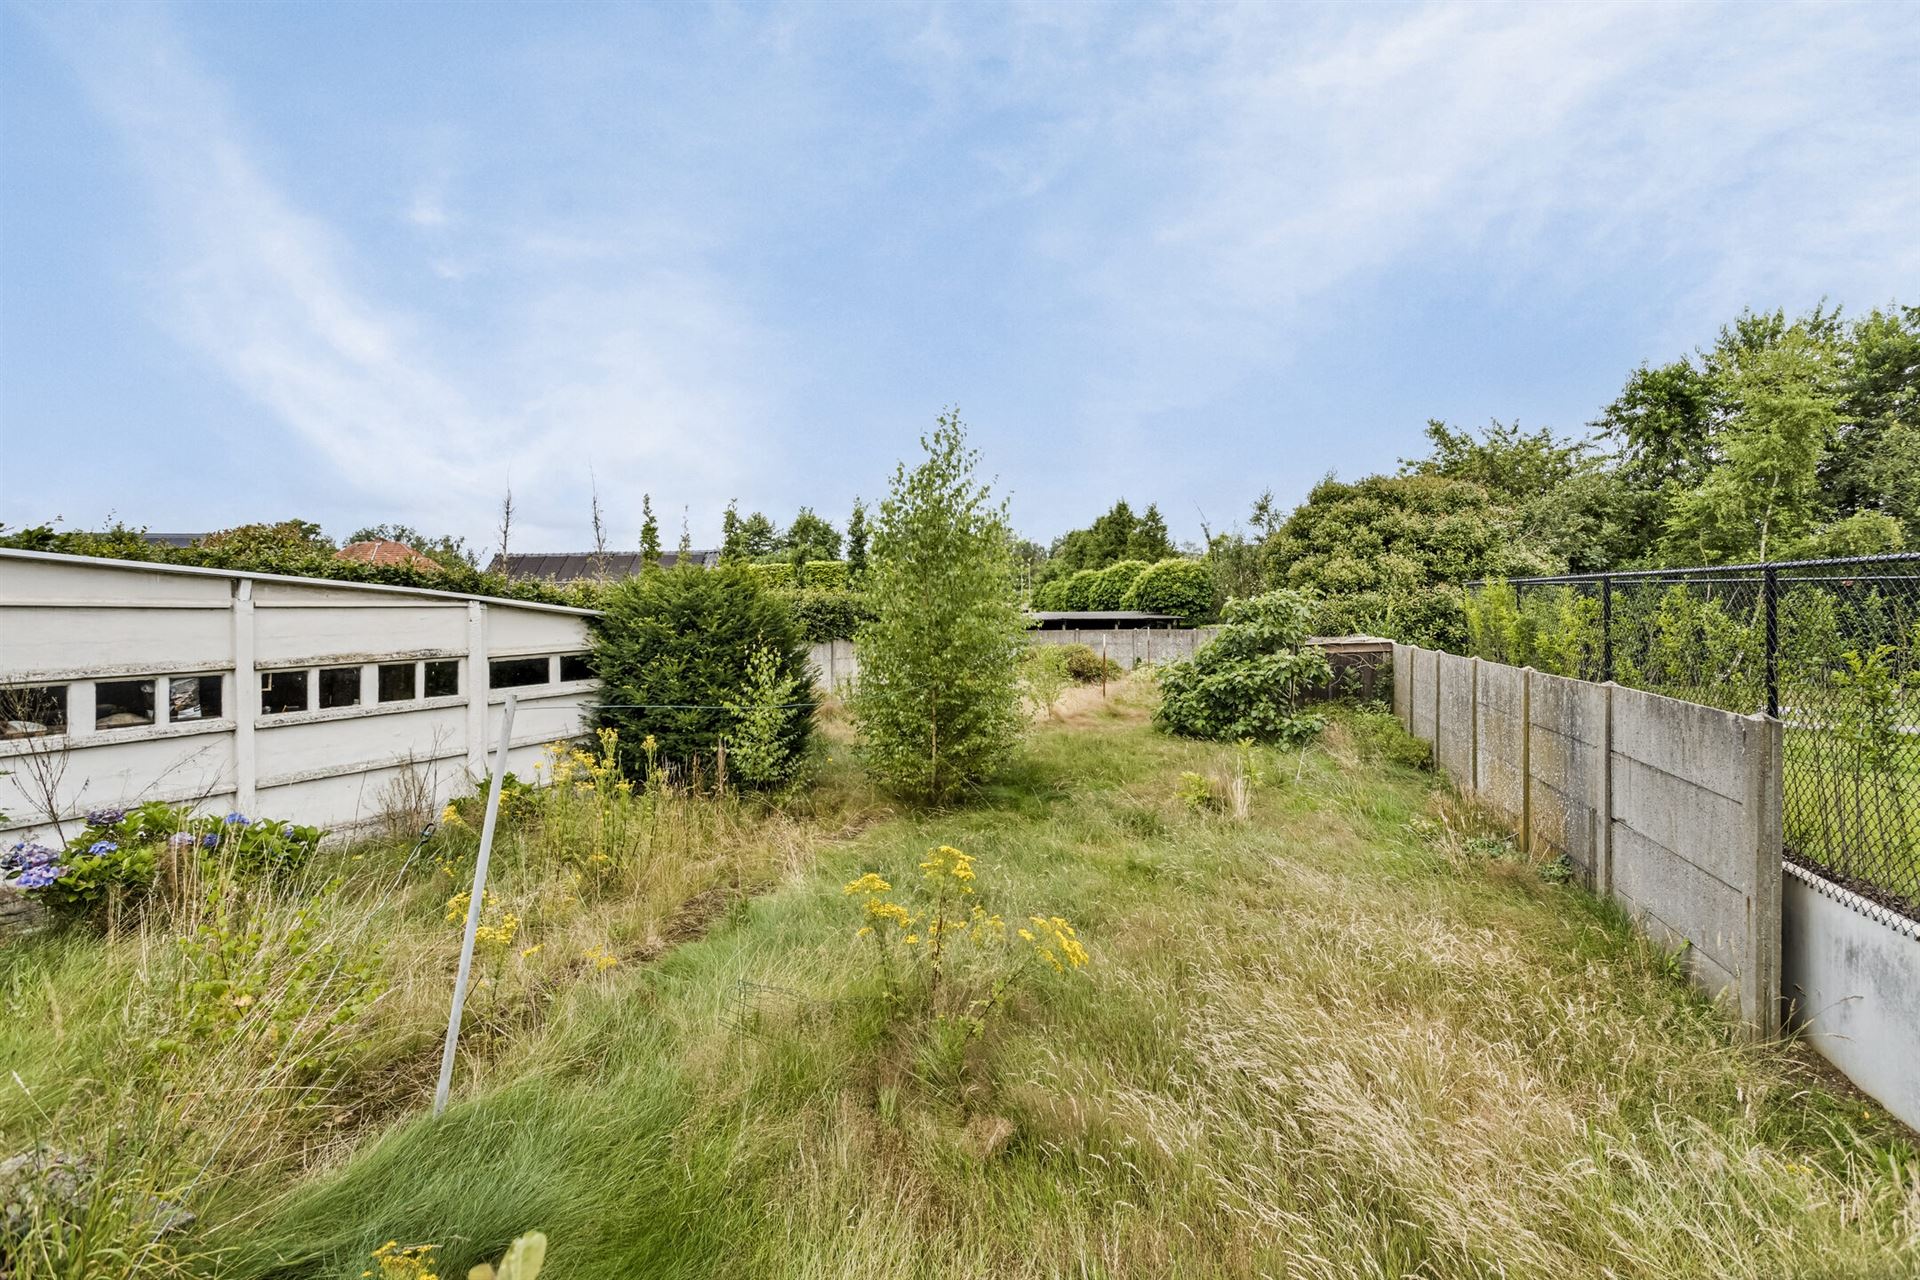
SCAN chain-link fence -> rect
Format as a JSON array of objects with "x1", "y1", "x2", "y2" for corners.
[{"x1": 1464, "y1": 553, "x2": 1920, "y2": 917}]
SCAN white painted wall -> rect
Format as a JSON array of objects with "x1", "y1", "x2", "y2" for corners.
[{"x1": 0, "y1": 551, "x2": 598, "y2": 848}]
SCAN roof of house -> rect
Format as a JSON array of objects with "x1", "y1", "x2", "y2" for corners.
[
  {"x1": 0, "y1": 548, "x2": 598, "y2": 615},
  {"x1": 489, "y1": 550, "x2": 721, "y2": 580},
  {"x1": 141, "y1": 533, "x2": 205, "y2": 548},
  {"x1": 335, "y1": 539, "x2": 444, "y2": 571}
]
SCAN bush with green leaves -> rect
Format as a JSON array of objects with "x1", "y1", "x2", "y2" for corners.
[
  {"x1": 1154, "y1": 590, "x2": 1332, "y2": 744},
  {"x1": 592, "y1": 565, "x2": 818, "y2": 783},
  {"x1": 747, "y1": 560, "x2": 852, "y2": 591},
  {"x1": 1085, "y1": 559, "x2": 1149, "y2": 611},
  {"x1": 6, "y1": 802, "x2": 324, "y2": 924},
  {"x1": 1122, "y1": 557, "x2": 1213, "y2": 624},
  {"x1": 1055, "y1": 642, "x2": 1120, "y2": 683},
  {"x1": 852, "y1": 411, "x2": 1026, "y2": 803},
  {"x1": 776, "y1": 585, "x2": 872, "y2": 641},
  {"x1": 1060, "y1": 568, "x2": 1102, "y2": 611}
]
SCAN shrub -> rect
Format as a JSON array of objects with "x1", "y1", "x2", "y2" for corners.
[
  {"x1": 1154, "y1": 590, "x2": 1332, "y2": 743},
  {"x1": 1029, "y1": 578, "x2": 1069, "y2": 611},
  {"x1": 1052, "y1": 643, "x2": 1119, "y2": 683},
  {"x1": 747, "y1": 560, "x2": 852, "y2": 592},
  {"x1": 592, "y1": 564, "x2": 818, "y2": 784},
  {"x1": 777, "y1": 585, "x2": 872, "y2": 642},
  {"x1": 1086, "y1": 559, "x2": 1149, "y2": 611},
  {"x1": 1020, "y1": 647, "x2": 1073, "y2": 719},
  {"x1": 5, "y1": 803, "x2": 323, "y2": 923},
  {"x1": 1060, "y1": 568, "x2": 1103, "y2": 611},
  {"x1": 852, "y1": 411, "x2": 1026, "y2": 803},
  {"x1": 1123, "y1": 558, "x2": 1213, "y2": 624}
]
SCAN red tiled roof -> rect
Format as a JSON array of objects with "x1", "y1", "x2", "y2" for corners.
[{"x1": 335, "y1": 539, "x2": 443, "y2": 571}]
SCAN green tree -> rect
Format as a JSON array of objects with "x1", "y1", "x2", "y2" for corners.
[
  {"x1": 1664, "y1": 329, "x2": 1839, "y2": 563},
  {"x1": 721, "y1": 500, "x2": 746, "y2": 563},
  {"x1": 852, "y1": 410, "x2": 1025, "y2": 804},
  {"x1": 740, "y1": 511, "x2": 781, "y2": 559},
  {"x1": 1154, "y1": 590, "x2": 1331, "y2": 744},
  {"x1": 785, "y1": 507, "x2": 842, "y2": 561},
  {"x1": 638, "y1": 495, "x2": 662, "y2": 570},
  {"x1": 1127, "y1": 504, "x2": 1175, "y2": 561},
  {"x1": 1086, "y1": 559, "x2": 1149, "y2": 610},
  {"x1": 591, "y1": 564, "x2": 816, "y2": 782},
  {"x1": 845, "y1": 497, "x2": 869, "y2": 577}
]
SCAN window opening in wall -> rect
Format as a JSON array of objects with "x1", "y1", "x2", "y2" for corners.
[
  {"x1": 170, "y1": 674, "x2": 224, "y2": 721},
  {"x1": 319, "y1": 666, "x2": 362, "y2": 709},
  {"x1": 378, "y1": 663, "x2": 418, "y2": 703},
  {"x1": 96, "y1": 680, "x2": 156, "y2": 730},
  {"x1": 559, "y1": 653, "x2": 593, "y2": 682},
  {"x1": 0, "y1": 684, "x2": 68, "y2": 739},
  {"x1": 489, "y1": 656, "x2": 549, "y2": 688},
  {"x1": 261, "y1": 670, "x2": 309, "y2": 716},
  {"x1": 425, "y1": 660, "x2": 460, "y2": 698}
]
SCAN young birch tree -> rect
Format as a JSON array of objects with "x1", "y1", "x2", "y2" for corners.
[{"x1": 852, "y1": 410, "x2": 1025, "y2": 803}]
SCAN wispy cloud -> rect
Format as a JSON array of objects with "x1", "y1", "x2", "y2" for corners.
[{"x1": 24, "y1": 1, "x2": 770, "y2": 544}]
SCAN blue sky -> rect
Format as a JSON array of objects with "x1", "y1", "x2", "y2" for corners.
[{"x1": 3, "y1": 1, "x2": 1916, "y2": 554}]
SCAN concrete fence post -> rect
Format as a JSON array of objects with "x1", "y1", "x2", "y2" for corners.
[
  {"x1": 1745, "y1": 712, "x2": 1785, "y2": 1037},
  {"x1": 1469, "y1": 655, "x2": 1481, "y2": 795},
  {"x1": 466, "y1": 601, "x2": 488, "y2": 778},
  {"x1": 232, "y1": 578, "x2": 257, "y2": 815},
  {"x1": 1519, "y1": 666, "x2": 1533, "y2": 854},
  {"x1": 1597, "y1": 682, "x2": 1615, "y2": 898}
]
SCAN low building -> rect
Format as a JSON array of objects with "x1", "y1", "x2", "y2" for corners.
[{"x1": 1, "y1": 549, "x2": 599, "y2": 849}]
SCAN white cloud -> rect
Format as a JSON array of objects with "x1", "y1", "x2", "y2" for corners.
[{"x1": 26, "y1": 2, "x2": 771, "y2": 545}]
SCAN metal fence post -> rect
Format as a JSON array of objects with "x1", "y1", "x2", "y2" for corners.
[
  {"x1": 1600, "y1": 576, "x2": 1613, "y2": 684},
  {"x1": 1762, "y1": 564, "x2": 1779, "y2": 719},
  {"x1": 435, "y1": 693, "x2": 518, "y2": 1117}
]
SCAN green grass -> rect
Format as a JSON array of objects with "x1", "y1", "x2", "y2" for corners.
[{"x1": 8, "y1": 690, "x2": 1919, "y2": 1278}]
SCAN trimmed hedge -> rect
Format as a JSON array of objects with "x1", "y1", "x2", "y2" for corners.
[{"x1": 1123, "y1": 558, "x2": 1213, "y2": 624}]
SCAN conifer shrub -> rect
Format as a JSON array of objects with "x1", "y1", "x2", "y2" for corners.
[
  {"x1": 1155, "y1": 590, "x2": 1331, "y2": 744},
  {"x1": 591, "y1": 565, "x2": 818, "y2": 783},
  {"x1": 1123, "y1": 558, "x2": 1213, "y2": 624}
]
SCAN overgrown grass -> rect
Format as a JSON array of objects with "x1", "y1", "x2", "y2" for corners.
[{"x1": 7, "y1": 687, "x2": 1919, "y2": 1278}]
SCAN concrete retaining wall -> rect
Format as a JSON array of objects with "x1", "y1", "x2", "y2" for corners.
[
  {"x1": 1782, "y1": 866, "x2": 1920, "y2": 1130},
  {"x1": 1393, "y1": 644, "x2": 1782, "y2": 1036}
]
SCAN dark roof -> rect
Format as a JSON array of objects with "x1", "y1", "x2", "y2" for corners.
[
  {"x1": 489, "y1": 550, "x2": 721, "y2": 580},
  {"x1": 1027, "y1": 610, "x2": 1181, "y2": 630},
  {"x1": 143, "y1": 533, "x2": 205, "y2": 548}
]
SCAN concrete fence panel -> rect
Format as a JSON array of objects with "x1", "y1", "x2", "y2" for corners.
[
  {"x1": 1605, "y1": 686, "x2": 1781, "y2": 1033},
  {"x1": 1410, "y1": 648, "x2": 1440, "y2": 746},
  {"x1": 1392, "y1": 643, "x2": 1412, "y2": 725},
  {"x1": 1435, "y1": 652, "x2": 1476, "y2": 784},
  {"x1": 1473, "y1": 661, "x2": 1527, "y2": 828},
  {"x1": 1526, "y1": 672, "x2": 1610, "y2": 892}
]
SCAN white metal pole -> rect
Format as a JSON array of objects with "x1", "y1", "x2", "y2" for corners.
[{"x1": 434, "y1": 693, "x2": 517, "y2": 1117}]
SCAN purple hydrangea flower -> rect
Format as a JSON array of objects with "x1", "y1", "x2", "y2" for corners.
[
  {"x1": 16, "y1": 863, "x2": 65, "y2": 889},
  {"x1": 3, "y1": 842, "x2": 63, "y2": 889},
  {"x1": 86, "y1": 840, "x2": 119, "y2": 856},
  {"x1": 168, "y1": 831, "x2": 196, "y2": 850},
  {"x1": 225, "y1": 813, "x2": 250, "y2": 827},
  {"x1": 85, "y1": 807, "x2": 129, "y2": 827},
  {"x1": 281, "y1": 824, "x2": 295, "y2": 838},
  {"x1": 202, "y1": 832, "x2": 220, "y2": 849}
]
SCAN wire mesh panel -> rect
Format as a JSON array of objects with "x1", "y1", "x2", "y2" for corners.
[{"x1": 1469, "y1": 553, "x2": 1920, "y2": 917}]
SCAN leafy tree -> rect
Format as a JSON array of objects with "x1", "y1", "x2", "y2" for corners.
[
  {"x1": 1154, "y1": 590, "x2": 1331, "y2": 744},
  {"x1": 739, "y1": 511, "x2": 781, "y2": 559},
  {"x1": 1663, "y1": 329, "x2": 1838, "y2": 563},
  {"x1": 1264, "y1": 473, "x2": 1555, "y2": 648},
  {"x1": 1401, "y1": 419, "x2": 1584, "y2": 507},
  {"x1": 852, "y1": 410, "x2": 1025, "y2": 803},
  {"x1": 785, "y1": 507, "x2": 842, "y2": 562},
  {"x1": 639, "y1": 495, "x2": 661, "y2": 569},
  {"x1": 721, "y1": 500, "x2": 746, "y2": 563},
  {"x1": 591, "y1": 565, "x2": 816, "y2": 783},
  {"x1": 197, "y1": 520, "x2": 333, "y2": 557},
  {"x1": 1127, "y1": 504, "x2": 1175, "y2": 561},
  {"x1": 845, "y1": 497, "x2": 869, "y2": 577},
  {"x1": 1123, "y1": 558, "x2": 1214, "y2": 624}
]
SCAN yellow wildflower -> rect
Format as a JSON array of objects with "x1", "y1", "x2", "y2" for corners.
[
  {"x1": 843, "y1": 872, "x2": 892, "y2": 896},
  {"x1": 439, "y1": 803, "x2": 465, "y2": 828}
]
